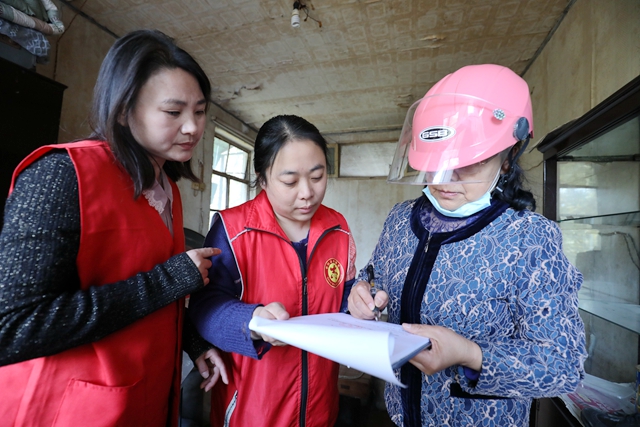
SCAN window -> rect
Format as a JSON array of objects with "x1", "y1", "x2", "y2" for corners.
[
  {"x1": 339, "y1": 142, "x2": 396, "y2": 177},
  {"x1": 210, "y1": 134, "x2": 251, "y2": 226}
]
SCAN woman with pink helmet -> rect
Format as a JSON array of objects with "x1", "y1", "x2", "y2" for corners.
[{"x1": 348, "y1": 64, "x2": 587, "y2": 426}]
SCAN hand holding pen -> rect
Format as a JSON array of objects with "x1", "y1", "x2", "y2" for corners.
[
  {"x1": 366, "y1": 265, "x2": 381, "y2": 321},
  {"x1": 346, "y1": 265, "x2": 389, "y2": 321}
]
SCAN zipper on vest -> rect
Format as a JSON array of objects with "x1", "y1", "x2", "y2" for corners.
[
  {"x1": 302, "y1": 276, "x2": 308, "y2": 312},
  {"x1": 306, "y1": 225, "x2": 340, "y2": 265},
  {"x1": 300, "y1": 320, "x2": 308, "y2": 427},
  {"x1": 300, "y1": 226, "x2": 339, "y2": 427},
  {"x1": 299, "y1": 275, "x2": 309, "y2": 427}
]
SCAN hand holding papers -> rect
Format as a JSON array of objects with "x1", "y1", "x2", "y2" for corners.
[{"x1": 248, "y1": 313, "x2": 431, "y2": 387}]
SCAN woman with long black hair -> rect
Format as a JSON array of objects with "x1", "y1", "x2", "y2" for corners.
[{"x1": 0, "y1": 29, "x2": 226, "y2": 426}]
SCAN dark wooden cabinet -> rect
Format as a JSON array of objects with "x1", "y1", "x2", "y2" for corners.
[
  {"x1": 0, "y1": 56, "x2": 66, "y2": 224},
  {"x1": 533, "y1": 74, "x2": 640, "y2": 426}
]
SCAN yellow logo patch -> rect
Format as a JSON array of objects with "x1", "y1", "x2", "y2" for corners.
[{"x1": 324, "y1": 258, "x2": 343, "y2": 288}]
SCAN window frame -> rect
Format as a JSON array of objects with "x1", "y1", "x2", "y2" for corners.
[{"x1": 209, "y1": 126, "x2": 254, "y2": 222}]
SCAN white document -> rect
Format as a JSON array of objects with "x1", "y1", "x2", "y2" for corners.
[{"x1": 248, "y1": 312, "x2": 431, "y2": 388}]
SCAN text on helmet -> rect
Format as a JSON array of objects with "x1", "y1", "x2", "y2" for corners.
[{"x1": 419, "y1": 126, "x2": 456, "y2": 142}]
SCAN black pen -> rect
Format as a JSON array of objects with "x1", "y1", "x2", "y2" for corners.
[{"x1": 366, "y1": 264, "x2": 381, "y2": 321}]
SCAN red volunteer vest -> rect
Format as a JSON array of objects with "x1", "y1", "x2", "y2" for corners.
[
  {"x1": 0, "y1": 141, "x2": 185, "y2": 427},
  {"x1": 209, "y1": 191, "x2": 353, "y2": 427}
]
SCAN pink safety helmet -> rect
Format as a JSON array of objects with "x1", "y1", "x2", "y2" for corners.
[{"x1": 387, "y1": 64, "x2": 533, "y2": 185}]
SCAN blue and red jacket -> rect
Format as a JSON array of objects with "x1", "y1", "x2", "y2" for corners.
[{"x1": 189, "y1": 190, "x2": 356, "y2": 427}]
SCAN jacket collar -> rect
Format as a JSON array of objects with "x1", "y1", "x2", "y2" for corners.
[{"x1": 243, "y1": 191, "x2": 341, "y2": 243}]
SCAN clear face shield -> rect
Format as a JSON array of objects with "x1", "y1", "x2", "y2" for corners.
[{"x1": 387, "y1": 93, "x2": 519, "y2": 185}]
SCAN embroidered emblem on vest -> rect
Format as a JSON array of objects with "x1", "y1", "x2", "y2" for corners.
[{"x1": 324, "y1": 258, "x2": 343, "y2": 288}]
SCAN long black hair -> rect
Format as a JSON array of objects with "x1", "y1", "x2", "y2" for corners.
[
  {"x1": 88, "y1": 29, "x2": 211, "y2": 198},
  {"x1": 492, "y1": 140, "x2": 536, "y2": 211},
  {"x1": 252, "y1": 115, "x2": 328, "y2": 187}
]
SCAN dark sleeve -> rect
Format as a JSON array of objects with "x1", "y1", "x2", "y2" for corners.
[
  {"x1": 182, "y1": 314, "x2": 215, "y2": 363},
  {"x1": 0, "y1": 151, "x2": 204, "y2": 366},
  {"x1": 340, "y1": 278, "x2": 355, "y2": 313},
  {"x1": 188, "y1": 216, "x2": 270, "y2": 359}
]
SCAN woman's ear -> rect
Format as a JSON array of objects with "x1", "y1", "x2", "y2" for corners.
[
  {"x1": 256, "y1": 174, "x2": 266, "y2": 190},
  {"x1": 501, "y1": 158, "x2": 510, "y2": 173},
  {"x1": 117, "y1": 108, "x2": 129, "y2": 126},
  {"x1": 501, "y1": 145, "x2": 519, "y2": 173}
]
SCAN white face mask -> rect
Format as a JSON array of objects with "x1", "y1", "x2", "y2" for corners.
[{"x1": 422, "y1": 170, "x2": 502, "y2": 218}]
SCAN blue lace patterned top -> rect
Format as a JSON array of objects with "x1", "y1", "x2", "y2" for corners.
[{"x1": 361, "y1": 196, "x2": 587, "y2": 427}]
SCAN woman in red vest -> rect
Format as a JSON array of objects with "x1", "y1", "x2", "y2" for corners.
[
  {"x1": 0, "y1": 29, "x2": 227, "y2": 426},
  {"x1": 188, "y1": 115, "x2": 358, "y2": 427}
]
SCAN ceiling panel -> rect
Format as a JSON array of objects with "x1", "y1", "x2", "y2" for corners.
[{"x1": 72, "y1": 0, "x2": 573, "y2": 142}]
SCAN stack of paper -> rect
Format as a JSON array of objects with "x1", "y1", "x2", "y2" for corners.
[{"x1": 249, "y1": 312, "x2": 431, "y2": 387}]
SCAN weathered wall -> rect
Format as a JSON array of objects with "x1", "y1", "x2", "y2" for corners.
[
  {"x1": 521, "y1": 0, "x2": 640, "y2": 209},
  {"x1": 323, "y1": 178, "x2": 420, "y2": 272},
  {"x1": 37, "y1": 3, "x2": 116, "y2": 142}
]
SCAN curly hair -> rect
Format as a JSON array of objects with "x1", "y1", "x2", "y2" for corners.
[{"x1": 492, "y1": 140, "x2": 536, "y2": 211}]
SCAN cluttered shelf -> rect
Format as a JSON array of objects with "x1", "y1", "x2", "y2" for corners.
[
  {"x1": 557, "y1": 211, "x2": 640, "y2": 227},
  {"x1": 554, "y1": 373, "x2": 639, "y2": 426}
]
